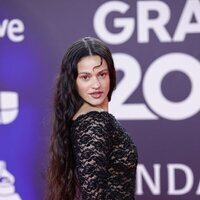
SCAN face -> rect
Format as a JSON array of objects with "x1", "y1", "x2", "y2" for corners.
[{"x1": 76, "y1": 55, "x2": 110, "y2": 107}]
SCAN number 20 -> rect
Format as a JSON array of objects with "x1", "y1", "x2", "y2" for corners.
[{"x1": 110, "y1": 53, "x2": 200, "y2": 120}]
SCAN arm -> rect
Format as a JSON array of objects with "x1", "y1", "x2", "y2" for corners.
[{"x1": 72, "y1": 114, "x2": 110, "y2": 199}]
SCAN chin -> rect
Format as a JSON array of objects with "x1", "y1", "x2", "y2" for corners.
[
  {"x1": 89, "y1": 101, "x2": 104, "y2": 107},
  {"x1": 87, "y1": 98, "x2": 106, "y2": 107}
]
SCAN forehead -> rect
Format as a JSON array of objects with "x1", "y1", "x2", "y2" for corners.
[{"x1": 77, "y1": 55, "x2": 108, "y2": 72}]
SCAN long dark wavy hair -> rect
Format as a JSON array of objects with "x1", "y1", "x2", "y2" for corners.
[{"x1": 46, "y1": 37, "x2": 116, "y2": 200}]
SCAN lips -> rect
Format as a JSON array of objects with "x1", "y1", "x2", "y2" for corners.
[{"x1": 89, "y1": 91, "x2": 103, "y2": 99}]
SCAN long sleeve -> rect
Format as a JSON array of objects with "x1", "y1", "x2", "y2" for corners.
[{"x1": 71, "y1": 113, "x2": 111, "y2": 199}]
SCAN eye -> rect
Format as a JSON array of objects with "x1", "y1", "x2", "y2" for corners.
[
  {"x1": 80, "y1": 75, "x2": 90, "y2": 81},
  {"x1": 99, "y1": 72, "x2": 108, "y2": 79}
]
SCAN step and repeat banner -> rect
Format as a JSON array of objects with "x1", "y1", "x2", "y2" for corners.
[{"x1": 1, "y1": 0, "x2": 200, "y2": 199}]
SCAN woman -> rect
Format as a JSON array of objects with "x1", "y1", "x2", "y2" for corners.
[{"x1": 47, "y1": 37, "x2": 138, "y2": 200}]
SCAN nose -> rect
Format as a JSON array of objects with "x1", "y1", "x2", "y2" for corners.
[{"x1": 92, "y1": 77, "x2": 100, "y2": 89}]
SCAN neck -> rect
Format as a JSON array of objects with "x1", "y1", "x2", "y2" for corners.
[
  {"x1": 98, "y1": 99, "x2": 108, "y2": 111},
  {"x1": 98, "y1": 97, "x2": 109, "y2": 111},
  {"x1": 82, "y1": 99, "x2": 109, "y2": 112}
]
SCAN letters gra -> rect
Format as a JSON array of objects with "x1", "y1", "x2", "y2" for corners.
[{"x1": 94, "y1": 0, "x2": 200, "y2": 44}]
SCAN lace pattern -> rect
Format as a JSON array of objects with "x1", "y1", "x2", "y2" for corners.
[{"x1": 71, "y1": 111, "x2": 138, "y2": 200}]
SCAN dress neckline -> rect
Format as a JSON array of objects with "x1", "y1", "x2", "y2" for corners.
[{"x1": 71, "y1": 110, "x2": 112, "y2": 123}]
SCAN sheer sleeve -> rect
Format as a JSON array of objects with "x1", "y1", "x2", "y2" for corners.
[{"x1": 71, "y1": 112, "x2": 111, "y2": 199}]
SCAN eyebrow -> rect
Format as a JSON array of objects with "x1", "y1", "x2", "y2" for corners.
[{"x1": 78, "y1": 68, "x2": 108, "y2": 75}]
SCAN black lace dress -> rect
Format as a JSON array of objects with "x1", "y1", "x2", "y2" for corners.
[{"x1": 71, "y1": 111, "x2": 138, "y2": 200}]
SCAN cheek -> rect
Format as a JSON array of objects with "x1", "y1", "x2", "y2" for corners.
[
  {"x1": 105, "y1": 77, "x2": 110, "y2": 91},
  {"x1": 76, "y1": 80, "x2": 82, "y2": 95},
  {"x1": 100, "y1": 78, "x2": 110, "y2": 95},
  {"x1": 76, "y1": 80, "x2": 88, "y2": 95}
]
